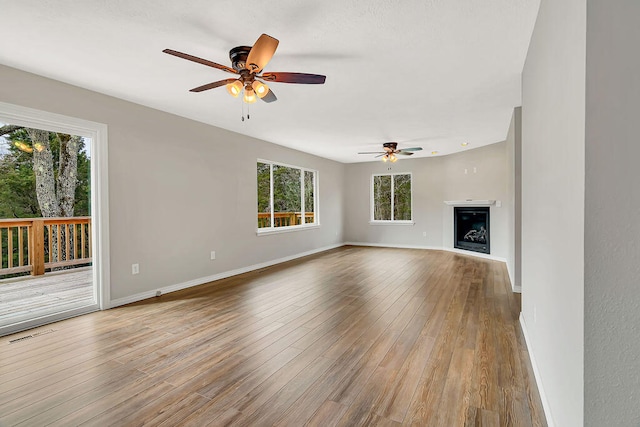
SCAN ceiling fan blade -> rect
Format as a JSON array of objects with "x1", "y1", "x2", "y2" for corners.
[
  {"x1": 374, "y1": 153, "x2": 387, "y2": 158},
  {"x1": 400, "y1": 147, "x2": 423, "y2": 151},
  {"x1": 163, "y1": 49, "x2": 237, "y2": 74},
  {"x1": 396, "y1": 151, "x2": 414, "y2": 156},
  {"x1": 246, "y1": 34, "x2": 279, "y2": 73},
  {"x1": 260, "y1": 72, "x2": 326, "y2": 84},
  {"x1": 260, "y1": 88, "x2": 277, "y2": 103},
  {"x1": 189, "y1": 78, "x2": 238, "y2": 92},
  {"x1": 358, "y1": 151, "x2": 385, "y2": 154}
]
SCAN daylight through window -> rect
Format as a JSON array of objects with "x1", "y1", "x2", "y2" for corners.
[
  {"x1": 257, "y1": 161, "x2": 317, "y2": 230},
  {"x1": 372, "y1": 173, "x2": 412, "y2": 222}
]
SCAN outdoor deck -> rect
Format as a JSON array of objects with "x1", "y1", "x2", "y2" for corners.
[{"x1": 0, "y1": 268, "x2": 93, "y2": 326}]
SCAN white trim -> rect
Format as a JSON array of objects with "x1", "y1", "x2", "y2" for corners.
[
  {"x1": 444, "y1": 199, "x2": 496, "y2": 206},
  {"x1": 257, "y1": 224, "x2": 321, "y2": 236},
  {"x1": 0, "y1": 101, "x2": 110, "y2": 311},
  {"x1": 344, "y1": 242, "x2": 441, "y2": 250},
  {"x1": 519, "y1": 314, "x2": 555, "y2": 427},
  {"x1": 505, "y1": 263, "x2": 520, "y2": 293},
  {"x1": 109, "y1": 243, "x2": 343, "y2": 308}
]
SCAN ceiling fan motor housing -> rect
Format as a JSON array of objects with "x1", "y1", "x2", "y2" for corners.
[
  {"x1": 383, "y1": 142, "x2": 398, "y2": 151},
  {"x1": 229, "y1": 46, "x2": 252, "y2": 71}
]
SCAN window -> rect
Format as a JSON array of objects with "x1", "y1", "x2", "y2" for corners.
[
  {"x1": 371, "y1": 173, "x2": 412, "y2": 222},
  {"x1": 257, "y1": 160, "x2": 317, "y2": 231}
]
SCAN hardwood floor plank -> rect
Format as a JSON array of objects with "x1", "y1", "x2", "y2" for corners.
[
  {"x1": 306, "y1": 400, "x2": 349, "y2": 427},
  {"x1": 234, "y1": 356, "x2": 336, "y2": 426},
  {"x1": 0, "y1": 246, "x2": 546, "y2": 426}
]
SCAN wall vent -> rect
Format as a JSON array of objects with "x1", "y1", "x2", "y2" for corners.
[{"x1": 8, "y1": 329, "x2": 55, "y2": 344}]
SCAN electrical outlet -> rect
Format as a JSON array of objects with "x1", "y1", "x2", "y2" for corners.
[
  {"x1": 132, "y1": 263, "x2": 139, "y2": 275},
  {"x1": 210, "y1": 251, "x2": 216, "y2": 260},
  {"x1": 422, "y1": 231, "x2": 427, "y2": 237}
]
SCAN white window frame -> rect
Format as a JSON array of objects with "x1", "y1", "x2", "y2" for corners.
[
  {"x1": 257, "y1": 159, "x2": 319, "y2": 235},
  {"x1": 370, "y1": 172, "x2": 414, "y2": 225}
]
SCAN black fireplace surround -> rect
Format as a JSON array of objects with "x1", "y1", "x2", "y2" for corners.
[{"x1": 454, "y1": 206, "x2": 490, "y2": 254}]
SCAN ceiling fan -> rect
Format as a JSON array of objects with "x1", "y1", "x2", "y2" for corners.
[
  {"x1": 163, "y1": 34, "x2": 326, "y2": 104},
  {"x1": 358, "y1": 142, "x2": 423, "y2": 162}
]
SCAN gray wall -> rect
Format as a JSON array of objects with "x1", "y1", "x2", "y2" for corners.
[
  {"x1": 0, "y1": 64, "x2": 345, "y2": 302},
  {"x1": 584, "y1": 1, "x2": 640, "y2": 424},
  {"x1": 521, "y1": 0, "x2": 586, "y2": 425},
  {"x1": 344, "y1": 132, "x2": 515, "y2": 283}
]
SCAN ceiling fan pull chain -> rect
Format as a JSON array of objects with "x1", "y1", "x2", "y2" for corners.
[
  {"x1": 247, "y1": 104, "x2": 250, "y2": 120},
  {"x1": 241, "y1": 99, "x2": 245, "y2": 121}
]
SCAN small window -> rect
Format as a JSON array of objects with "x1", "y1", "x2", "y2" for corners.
[
  {"x1": 257, "y1": 160, "x2": 318, "y2": 231},
  {"x1": 371, "y1": 173, "x2": 412, "y2": 223}
]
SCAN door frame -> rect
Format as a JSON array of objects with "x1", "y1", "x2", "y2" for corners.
[{"x1": 0, "y1": 101, "x2": 110, "y2": 335}]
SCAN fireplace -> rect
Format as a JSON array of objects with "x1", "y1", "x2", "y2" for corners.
[{"x1": 454, "y1": 206, "x2": 490, "y2": 254}]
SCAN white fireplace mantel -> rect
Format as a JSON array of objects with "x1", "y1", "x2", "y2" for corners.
[{"x1": 444, "y1": 200, "x2": 497, "y2": 206}]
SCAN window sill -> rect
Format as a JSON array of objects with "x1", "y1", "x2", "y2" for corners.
[
  {"x1": 368, "y1": 221, "x2": 415, "y2": 226},
  {"x1": 257, "y1": 224, "x2": 321, "y2": 236}
]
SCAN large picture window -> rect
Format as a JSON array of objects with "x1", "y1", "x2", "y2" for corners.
[
  {"x1": 371, "y1": 173, "x2": 412, "y2": 222},
  {"x1": 257, "y1": 160, "x2": 317, "y2": 231}
]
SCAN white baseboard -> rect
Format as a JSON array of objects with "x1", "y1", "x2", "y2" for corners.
[
  {"x1": 519, "y1": 313, "x2": 555, "y2": 427},
  {"x1": 343, "y1": 241, "x2": 442, "y2": 251},
  {"x1": 345, "y1": 242, "x2": 508, "y2": 263},
  {"x1": 108, "y1": 243, "x2": 343, "y2": 308}
]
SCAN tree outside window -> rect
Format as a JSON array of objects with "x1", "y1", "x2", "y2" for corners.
[{"x1": 372, "y1": 173, "x2": 412, "y2": 222}]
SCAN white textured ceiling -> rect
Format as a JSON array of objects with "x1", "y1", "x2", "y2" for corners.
[{"x1": 0, "y1": 0, "x2": 539, "y2": 163}]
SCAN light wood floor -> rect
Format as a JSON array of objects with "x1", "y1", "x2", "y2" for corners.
[{"x1": 0, "y1": 246, "x2": 546, "y2": 426}]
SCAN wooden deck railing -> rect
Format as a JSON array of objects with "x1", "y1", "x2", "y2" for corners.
[
  {"x1": 257, "y1": 212, "x2": 314, "y2": 228},
  {"x1": 0, "y1": 217, "x2": 92, "y2": 278}
]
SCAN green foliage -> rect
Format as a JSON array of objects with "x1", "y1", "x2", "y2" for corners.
[
  {"x1": 272, "y1": 165, "x2": 301, "y2": 213},
  {"x1": 74, "y1": 148, "x2": 91, "y2": 216},
  {"x1": 393, "y1": 174, "x2": 412, "y2": 220},
  {"x1": 304, "y1": 171, "x2": 314, "y2": 214},
  {"x1": 0, "y1": 128, "x2": 91, "y2": 218},
  {"x1": 373, "y1": 175, "x2": 392, "y2": 220},
  {"x1": 0, "y1": 147, "x2": 39, "y2": 218},
  {"x1": 257, "y1": 162, "x2": 270, "y2": 213}
]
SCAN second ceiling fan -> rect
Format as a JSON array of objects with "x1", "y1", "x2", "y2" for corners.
[
  {"x1": 163, "y1": 34, "x2": 326, "y2": 104},
  {"x1": 359, "y1": 142, "x2": 423, "y2": 162}
]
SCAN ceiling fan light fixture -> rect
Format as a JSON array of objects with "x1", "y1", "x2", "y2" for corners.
[
  {"x1": 243, "y1": 88, "x2": 257, "y2": 104},
  {"x1": 389, "y1": 154, "x2": 398, "y2": 163},
  {"x1": 226, "y1": 80, "x2": 243, "y2": 98},
  {"x1": 382, "y1": 154, "x2": 388, "y2": 162},
  {"x1": 252, "y1": 81, "x2": 269, "y2": 98}
]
